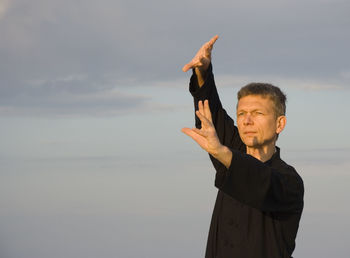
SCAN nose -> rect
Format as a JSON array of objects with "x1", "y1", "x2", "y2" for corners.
[{"x1": 243, "y1": 114, "x2": 253, "y2": 125}]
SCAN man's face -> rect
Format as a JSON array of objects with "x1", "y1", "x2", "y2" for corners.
[{"x1": 236, "y1": 95, "x2": 284, "y2": 148}]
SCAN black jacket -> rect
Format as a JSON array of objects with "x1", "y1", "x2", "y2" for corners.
[{"x1": 189, "y1": 64, "x2": 304, "y2": 258}]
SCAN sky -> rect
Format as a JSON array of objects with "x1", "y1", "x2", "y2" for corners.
[{"x1": 0, "y1": 0, "x2": 350, "y2": 257}]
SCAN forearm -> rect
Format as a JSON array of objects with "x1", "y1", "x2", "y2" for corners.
[
  {"x1": 190, "y1": 64, "x2": 222, "y2": 128},
  {"x1": 212, "y1": 145, "x2": 232, "y2": 169},
  {"x1": 194, "y1": 67, "x2": 207, "y2": 87},
  {"x1": 218, "y1": 150, "x2": 304, "y2": 212}
]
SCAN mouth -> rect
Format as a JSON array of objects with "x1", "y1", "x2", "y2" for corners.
[{"x1": 244, "y1": 131, "x2": 257, "y2": 136}]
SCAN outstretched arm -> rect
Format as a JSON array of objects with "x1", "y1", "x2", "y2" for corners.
[
  {"x1": 182, "y1": 99, "x2": 232, "y2": 168},
  {"x1": 182, "y1": 35, "x2": 219, "y2": 87}
]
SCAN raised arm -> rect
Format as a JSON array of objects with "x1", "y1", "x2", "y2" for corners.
[
  {"x1": 182, "y1": 35, "x2": 244, "y2": 151},
  {"x1": 182, "y1": 35, "x2": 218, "y2": 87}
]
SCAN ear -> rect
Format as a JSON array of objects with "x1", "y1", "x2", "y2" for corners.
[{"x1": 276, "y1": 115, "x2": 286, "y2": 134}]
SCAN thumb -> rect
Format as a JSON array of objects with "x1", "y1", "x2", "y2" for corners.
[
  {"x1": 181, "y1": 127, "x2": 199, "y2": 140},
  {"x1": 182, "y1": 63, "x2": 192, "y2": 72},
  {"x1": 181, "y1": 127, "x2": 192, "y2": 135}
]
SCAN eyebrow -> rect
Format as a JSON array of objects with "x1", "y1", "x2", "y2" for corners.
[{"x1": 237, "y1": 109, "x2": 264, "y2": 113}]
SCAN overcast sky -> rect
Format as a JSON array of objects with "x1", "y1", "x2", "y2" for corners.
[{"x1": 1, "y1": 0, "x2": 350, "y2": 257}]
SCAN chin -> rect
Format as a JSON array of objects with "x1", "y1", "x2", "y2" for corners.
[
  {"x1": 242, "y1": 136, "x2": 266, "y2": 148},
  {"x1": 242, "y1": 139, "x2": 258, "y2": 148}
]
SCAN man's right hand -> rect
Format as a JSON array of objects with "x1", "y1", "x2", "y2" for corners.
[
  {"x1": 182, "y1": 35, "x2": 219, "y2": 72},
  {"x1": 181, "y1": 99, "x2": 233, "y2": 169}
]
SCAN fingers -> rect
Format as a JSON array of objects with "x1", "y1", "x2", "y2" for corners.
[
  {"x1": 203, "y1": 35, "x2": 219, "y2": 52},
  {"x1": 197, "y1": 100, "x2": 206, "y2": 123},
  {"x1": 182, "y1": 35, "x2": 219, "y2": 72},
  {"x1": 197, "y1": 100, "x2": 212, "y2": 123},
  {"x1": 196, "y1": 110, "x2": 212, "y2": 129},
  {"x1": 208, "y1": 35, "x2": 219, "y2": 50},
  {"x1": 181, "y1": 127, "x2": 193, "y2": 137},
  {"x1": 182, "y1": 58, "x2": 202, "y2": 72},
  {"x1": 201, "y1": 35, "x2": 218, "y2": 59},
  {"x1": 181, "y1": 127, "x2": 205, "y2": 145},
  {"x1": 197, "y1": 100, "x2": 209, "y2": 126},
  {"x1": 182, "y1": 63, "x2": 191, "y2": 72},
  {"x1": 203, "y1": 100, "x2": 213, "y2": 122},
  {"x1": 198, "y1": 100, "x2": 204, "y2": 117},
  {"x1": 181, "y1": 127, "x2": 206, "y2": 138},
  {"x1": 191, "y1": 127, "x2": 207, "y2": 137}
]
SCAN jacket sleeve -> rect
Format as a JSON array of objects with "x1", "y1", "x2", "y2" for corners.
[
  {"x1": 189, "y1": 63, "x2": 246, "y2": 187},
  {"x1": 189, "y1": 63, "x2": 244, "y2": 151},
  {"x1": 218, "y1": 149, "x2": 304, "y2": 213}
]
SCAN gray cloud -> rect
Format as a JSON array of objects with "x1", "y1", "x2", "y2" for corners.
[
  {"x1": 1, "y1": 0, "x2": 349, "y2": 116},
  {"x1": 0, "y1": 78, "x2": 152, "y2": 117}
]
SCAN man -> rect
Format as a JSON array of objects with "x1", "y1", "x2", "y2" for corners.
[{"x1": 181, "y1": 35, "x2": 304, "y2": 258}]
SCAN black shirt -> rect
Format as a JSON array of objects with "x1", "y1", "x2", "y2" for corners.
[{"x1": 189, "y1": 64, "x2": 304, "y2": 258}]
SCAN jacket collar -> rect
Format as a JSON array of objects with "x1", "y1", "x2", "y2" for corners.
[{"x1": 264, "y1": 146, "x2": 280, "y2": 164}]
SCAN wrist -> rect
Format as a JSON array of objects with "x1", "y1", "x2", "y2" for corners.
[
  {"x1": 213, "y1": 145, "x2": 232, "y2": 169},
  {"x1": 194, "y1": 67, "x2": 207, "y2": 87}
]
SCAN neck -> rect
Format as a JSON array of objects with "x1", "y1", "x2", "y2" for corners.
[{"x1": 246, "y1": 143, "x2": 276, "y2": 162}]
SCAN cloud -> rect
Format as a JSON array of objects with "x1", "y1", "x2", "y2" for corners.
[
  {"x1": 0, "y1": 80, "x2": 153, "y2": 117},
  {"x1": 0, "y1": 69, "x2": 347, "y2": 117},
  {"x1": 214, "y1": 74, "x2": 348, "y2": 91},
  {"x1": 0, "y1": 69, "x2": 184, "y2": 117},
  {"x1": 1, "y1": 0, "x2": 349, "y2": 116}
]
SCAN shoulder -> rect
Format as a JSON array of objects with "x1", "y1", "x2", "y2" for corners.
[{"x1": 275, "y1": 158, "x2": 304, "y2": 191}]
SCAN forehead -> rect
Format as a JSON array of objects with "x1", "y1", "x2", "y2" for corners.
[{"x1": 237, "y1": 95, "x2": 274, "y2": 111}]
